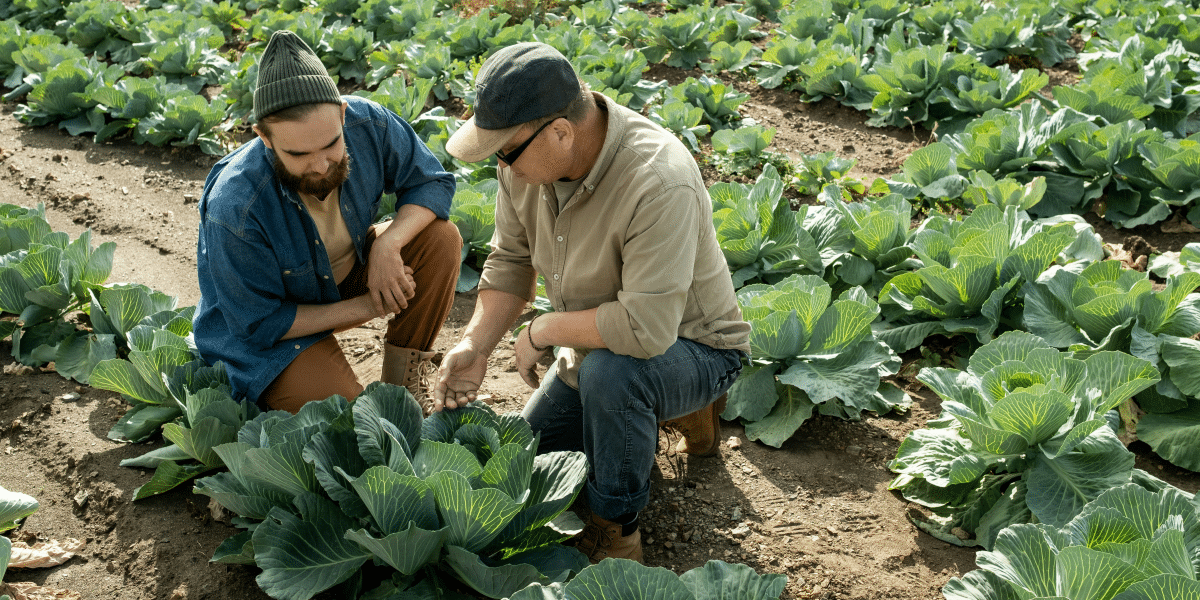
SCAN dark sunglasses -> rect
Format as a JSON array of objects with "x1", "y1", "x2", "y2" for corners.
[{"x1": 495, "y1": 118, "x2": 559, "y2": 166}]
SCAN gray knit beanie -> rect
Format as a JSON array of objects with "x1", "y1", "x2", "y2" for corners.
[{"x1": 253, "y1": 30, "x2": 342, "y2": 122}]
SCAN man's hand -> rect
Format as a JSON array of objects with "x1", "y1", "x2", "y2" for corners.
[
  {"x1": 514, "y1": 321, "x2": 550, "y2": 389},
  {"x1": 367, "y1": 233, "x2": 416, "y2": 314},
  {"x1": 433, "y1": 341, "x2": 490, "y2": 411}
]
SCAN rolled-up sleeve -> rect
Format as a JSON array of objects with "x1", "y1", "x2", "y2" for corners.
[
  {"x1": 200, "y1": 219, "x2": 299, "y2": 350},
  {"x1": 596, "y1": 187, "x2": 700, "y2": 358}
]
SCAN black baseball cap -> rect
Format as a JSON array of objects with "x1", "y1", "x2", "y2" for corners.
[{"x1": 447, "y1": 42, "x2": 581, "y2": 163}]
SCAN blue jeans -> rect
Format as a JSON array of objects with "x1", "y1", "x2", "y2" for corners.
[{"x1": 520, "y1": 339, "x2": 744, "y2": 521}]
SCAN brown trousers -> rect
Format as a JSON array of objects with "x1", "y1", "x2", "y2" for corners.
[{"x1": 259, "y1": 218, "x2": 461, "y2": 413}]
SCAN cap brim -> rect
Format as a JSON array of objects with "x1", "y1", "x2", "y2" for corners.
[{"x1": 447, "y1": 116, "x2": 523, "y2": 164}]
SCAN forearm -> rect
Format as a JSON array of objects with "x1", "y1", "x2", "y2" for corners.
[
  {"x1": 282, "y1": 296, "x2": 378, "y2": 340},
  {"x1": 527, "y1": 308, "x2": 605, "y2": 350},
  {"x1": 377, "y1": 204, "x2": 437, "y2": 248},
  {"x1": 460, "y1": 289, "x2": 529, "y2": 353}
]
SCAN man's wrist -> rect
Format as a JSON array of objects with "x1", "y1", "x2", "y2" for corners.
[{"x1": 527, "y1": 313, "x2": 551, "y2": 352}]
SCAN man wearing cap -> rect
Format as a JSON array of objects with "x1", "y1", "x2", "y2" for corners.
[
  {"x1": 433, "y1": 42, "x2": 750, "y2": 564},
  {"x1": 193, "y1": 30, "x2": 460, "y2": 412}
]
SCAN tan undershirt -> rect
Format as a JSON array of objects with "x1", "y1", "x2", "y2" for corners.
[{"x1": 300, "y1": 188, "x2": 356, "y2": 284}]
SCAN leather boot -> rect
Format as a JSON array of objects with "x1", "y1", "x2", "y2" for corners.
[
  {"x1": 660, "y1": 393, "x2": 726, "y2": 457},
  {"x1": 381, "y1": 342, "x2": 438, "y2": 414},
  {"x1": 570, "y1": 512, "x2": 643, "y2": 564}
]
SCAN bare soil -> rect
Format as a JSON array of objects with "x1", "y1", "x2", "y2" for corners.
[{"x1": 0, "y1": 69, "x2": 1198, "y2": 600}]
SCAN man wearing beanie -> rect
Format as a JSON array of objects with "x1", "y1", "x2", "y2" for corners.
[
  {"x1": 433, "y1": 42, "x2": 749, "y2": 564},
  {"x1": 193, "y1": 30, "x2": 460, "y2": 413}
]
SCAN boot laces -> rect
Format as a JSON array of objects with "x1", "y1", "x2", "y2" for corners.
[
  {"x1": 574, "y1": 520, "x2": 617, "y2": 558},
  {"x1": 411, "y1": 359, "x2": 438, "y2": 416}
]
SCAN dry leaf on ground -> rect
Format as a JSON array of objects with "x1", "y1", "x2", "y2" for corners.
[
  {"x1": 0, "y1": 582, "x2": 82, "y2": 600},
  {"x1": 7, "y1": 538, "x2": 85, "y2": 568}
]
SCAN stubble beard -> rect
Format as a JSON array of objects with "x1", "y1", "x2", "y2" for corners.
[{"x1": 275, "y1": 152, "x2": 351, "y2": 200}]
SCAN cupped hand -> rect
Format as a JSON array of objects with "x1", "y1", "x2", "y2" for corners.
[{"x1": 432, "y1": 342, "x2": 489, "y2": 411}]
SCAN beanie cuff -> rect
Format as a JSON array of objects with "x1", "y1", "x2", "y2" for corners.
[{"x1": 254, "y1": 74, "x2": 343, "y2": 122}]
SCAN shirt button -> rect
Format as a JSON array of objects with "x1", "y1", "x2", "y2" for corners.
[
  {"x1": 323, "y1": 275, "x2": 329, "y2": 280},
  {"x1": 557, "y1": 236, "x2": 564, "y2": 242},
  {"x1": 553, "y1": 274, "x2": 560, "y2": 280},
  {"x1": 314, "y1": 240, "x2": 320, "y2": 245},
  {"x1": 294, "y1": 344, "x2": 300, "y2": 350},
  {"x1": 282, "y1": 270, "x2": 291, "y2": 275}
]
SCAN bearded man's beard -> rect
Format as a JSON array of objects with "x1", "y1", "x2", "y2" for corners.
[{"x1": 275, "y1": 152, "x2": 351, "y2": 200}]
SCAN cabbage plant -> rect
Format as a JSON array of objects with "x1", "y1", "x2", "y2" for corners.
[
  {"x1": 0, "y1": 485, "x2": 39, "y2": 600},
  {"x1": 662, "y1": 76, "x2": 747, "y2": 128},
  {"x1": 724, "y1": 274, "x2": 909, "y2": 447},
  {"x1": 194, "y1": 389, "x2": 590, "y2": 600},
  {"x1": 574, "y1": 49, "x2": 666, "y2": 112},
  {"x1": 56, "y1": 0, "x2": 137, "y2": 62},
  {"x1": 822, "y1": 191, "x2": 916, "y2": 296},
  {"x1": 119, "y1": 362, "x2": 241, "y2": 500},
  {"x1": 508, "y1": 559, "x2": 787, "y2": 600},
  {"x1": 888, "y1": 331, "x2": 1161, "y2": 549},
  {"x1": 755, "y1": 34, "x2": 818, "y2": 91},
  {"x1": 710, "y1": 166, "x2": 831, "y2": 287},
  {"x1": 1024, "y1": 262, "x2": 1200, "y2": 353},
  {"x1": 86, "y1": 287, "x2": 211, "y2": 443},
  {"x1": 1142, "y1": 138, "x2": 1200, "y2": 229},
  {"x1": 11, "y1": 55, "x2": 124, "y2": 128},
  {"x1": 647, "y1": 100, "x2": 710, "y2": 153},
  {"x1": 709, "y1": 125, "x2": 787, "y2": 177},
  {"x1": 0, "y1": 214, "x2": 116, "y2": 366},
  {"x1": 855, "y1": 44, "x2": 980, "y2": 128},
  {"x1": 935, "y1": 65, "x2": 1048, "y2": 117},
  {"x1": 960, "y1": 172, "x2": 1046, "y2": 211},
  {"x1": 705, "y1": 40, "x2": 758, "y2": 75},
  {"x1": 1149, "y1": 243, "x2": 1200, "y2": 279},
  {"x1": 1024, "y1": 264, "x2": 1200, "y2": 470},
  {"x1": 83, "y1": 75, "x2": 193, "y2": 143},
  {"x1": 642, "y1": 8, "x2": 714, "y2": 70},
  {"x1": 0, "y1": 485, "x2": 37, "y2": 534},
  {"x1": 1042, "y1": 119, "x2": 1168, "y2": 228},
  {"x1": 876, "y1": 205, "x2": 1083, "y2": 353},
  {"x1": 943, "y1": 484, "x2": 1200, "y2": 600},
  {"x1": 352, "y1": 0, "x2": 434, "y2": 42}
]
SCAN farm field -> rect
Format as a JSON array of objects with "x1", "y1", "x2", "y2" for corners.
[{"x1": 3, "y1": 1, "x2": 1200, "y2": 600}]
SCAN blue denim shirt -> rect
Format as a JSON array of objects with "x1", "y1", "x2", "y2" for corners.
[{"x1": 194, "y1": 96, "x2": 455, "y2": 401}]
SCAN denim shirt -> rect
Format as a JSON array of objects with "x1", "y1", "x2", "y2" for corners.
[{"x1": 194, "y1": 95, "x2": 455, "y2": 401}]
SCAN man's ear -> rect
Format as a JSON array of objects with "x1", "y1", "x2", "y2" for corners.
[
  {"x1": 253, "y1": 124, "x2": 272, "y2": 150},
  {"x1": 552, "y1": 118, "x2": 574, "y2": 150}
]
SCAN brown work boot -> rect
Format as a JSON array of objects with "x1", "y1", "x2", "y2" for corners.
[
  {"x1": 660, "y1": 393, "x2": 726, "y2": 457},
  {"x1": 381, "y1": 342, "x2": 438, "y2": 414},
  {"x1": 570, "y1": 512, "x2": 643, "y2": 564}
]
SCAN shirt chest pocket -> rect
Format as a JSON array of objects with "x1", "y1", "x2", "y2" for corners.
[{"x1": 279, "y1": 259, "x2": 321, "y2": 300}]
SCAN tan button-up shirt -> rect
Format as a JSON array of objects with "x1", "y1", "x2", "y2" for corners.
[{"x1": 479, "y1": 93, "x2": 750, "y2": 388}]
